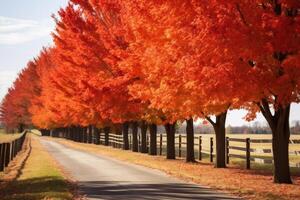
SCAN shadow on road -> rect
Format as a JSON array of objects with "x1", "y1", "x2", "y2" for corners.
[{"x1": 79, "y1": 181, "x2": 239, "y2": 200}]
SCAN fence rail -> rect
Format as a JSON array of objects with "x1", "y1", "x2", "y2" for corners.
[
  {"x1": 49, "y1": 129, "x2": 300, "y2": 169},
  {"x1": 0, "y1": 131, "x2": 27, "y2": 172},
  {"x1": 226, "y1": 137, "x2": 300, "y2": 169}
]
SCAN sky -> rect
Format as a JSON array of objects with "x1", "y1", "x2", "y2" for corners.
[
  {"x1": 0, "y1": 0, "x2": 68, "y2": 99},
  {"x1": 0, "y1": 0, "x2": 300, "y2": 127}
]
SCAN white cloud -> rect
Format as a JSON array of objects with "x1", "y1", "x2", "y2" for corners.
[{"x1": 0, "y1": 16, "x2": 53, "y2": 45}]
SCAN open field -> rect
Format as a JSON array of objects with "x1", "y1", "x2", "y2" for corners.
[
  {"x1": 46, "y1": 136, "x2": 300, "y2": 200},
  {"x1": 0, "y1": 134, "x2": 74, "y2": 200},
  {"x1": 157, "y1": 133, "x2": 300, "y2": 168},
  {"x1": 30, "y1": 129, "x2": 42, "y2": 136}
]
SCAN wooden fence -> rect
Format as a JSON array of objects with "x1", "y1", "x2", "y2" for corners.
[
  {"x1": 51, "y1": 129, "x2": 300, "y2": 169},
  {"x1": 227, "y1": 137, "x2": 300, "y2": 168},
  {"x1": 0, "y1": 131, "x2": 27, "y2": 172},
  {"x1": 98, "y1": 133, "x2": 300, "y2": 169}
]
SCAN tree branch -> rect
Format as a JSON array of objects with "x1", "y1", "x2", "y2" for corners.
[
  {"x1": 236, "y1": 3, "x2": 249, "y2": 27},
  {"x1": 205, "y1": 116, "x2": 216, "y2": 126},
  {"x1": 257, "y1": 99, "x2": 275, "y2": 131},
  {"x1": 200, "y1": 112, "x2": 215, "y2": 126}
]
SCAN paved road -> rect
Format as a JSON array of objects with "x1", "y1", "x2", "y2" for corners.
[{"x1": 40, "y1": 138, "x2": 239, "y2": 200}]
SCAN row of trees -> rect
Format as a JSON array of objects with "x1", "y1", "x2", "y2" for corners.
[{"x1": 1, "y1": 0, "x2": 299, "y2": 184}]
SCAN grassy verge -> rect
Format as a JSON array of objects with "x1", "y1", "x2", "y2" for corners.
[
  {"x1": 48, "y1": 137, "x2": 300, "y2": 200},
  {"x1": 0, "y1": 133, "x2": 22, "y2": 143},
  {"x1": 0, "y1": 134, "x2": 74, "y2": 200}
]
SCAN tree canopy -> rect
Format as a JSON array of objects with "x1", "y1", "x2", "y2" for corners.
[{"x1": 1, "y1": 0, "x2": 299, "y2": 184}]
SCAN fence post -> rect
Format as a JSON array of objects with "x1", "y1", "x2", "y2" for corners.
[
  {"x1": 210, "y1": 137, "x2": 213, "y2": 163},
  {"x1": 13, "y1": 141, "x2": 16, "y2": 158},
  {"x1": 104, "y1": 128, "x2": 109, "y2": 146},
  {"x1": 98, "y1": 132, "x2": 101, "y2": 145},
  {"x1": 16, "y1": 138, "x2": 22, "y2": 153},
  {"x1": 14, "y1": 140, "x2": 17, "y2": 157},
  {"x1": 129, "y1": 134, "x2": 132, "y2": 149},
  {"x1": 11, "y1": 141, "x2": 14, "y2": 159},
  {"x1": 3, "y1": 143, "x2": 7, "y2": 169},
  {"x1": 119, "y1": 135, "x2": 124, "y2": 149},
  {"x1": 111, "y1": 134, "x2": 113, "y2": 147},
  {"x1": 5, "y1": 143, "x2": 10, "y2": 167},
  {"x1": 113, "y1": 135, "x2": 115, "y2": 147},
  {"x1": 178, "y1": 135, "x2": 182, "y2": 157},
  {"x1": 138, "y1": 134, "x2": 141, "y2": 152},
  {"x1": 9, "y1": 142, "x2": 13, "y2": 161},
  {"x1": 198, "y1": 136, "x2": 202, "y2": 160},
  {"x1": 111, "y1": 135, "x2": 114, "y2": 147},
  {"x1": 94, "y1": 127, "x2": 100, "y2": 145},
  {"x1": 159, "y1": 134, "x2": 162, "y2": 155},
  {"x1": 226, "y1": 137, "x2": 229, "y2": 164},
  {"x1": 0, "y1": 143, "x2": 4, "y2": 171},
  {"x1": 116, "y1": 136, "x2": 118, "y2": 148},
  {"x1": 115, "y1": 136, "x2": 118, "y2": 148},
  {"x1": 146, "y1": 134, "x2": 149, "y2": 152},
  {"x1": 246, "y1": 138, "x2": 250, "y2": 169},
  {"x1": 88, "y1": 125, "x2": 93, "y2": 144}
]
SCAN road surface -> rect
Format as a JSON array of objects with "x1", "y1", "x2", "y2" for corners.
[{"x1": 40, "y1": 138, "x2": 239, "y2": 200}]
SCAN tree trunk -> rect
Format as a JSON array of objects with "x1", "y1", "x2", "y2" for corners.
[
  {"x1": 165, "y1": 122, "x2": 176, "y2": 159},
  {"x1": 77, "y1": 126, "x2": 84, "y2": 143},
  {"x1": 213, "y1": 112, "x2": 227, "y2": 168},
  {"x1": 149, "y1": 124, "x2": 157, "y2": 155},
  {"x1": 131, "y1": 122, "x2": 138, "y2": 152},
  {"x1": 186, "y1": 118, "x2": 195, "y2": 162},
  {"x1": 75, "y1": 126, "x2": 79, "y2": 142},
  {"x1": 18, "y1": 124, "x2": 24, "y2": 133},
  {"x1": 140, "y1": 121, "x2": 148, "y2": 153},
  {"x1": 122, "y1": 122, "x2": 129, "y2": 150},
  {"x1": 272, "y1": 111, "x2": 291, "y2": 184},
  {"x1": 88, "y1": 125, "x2": 93, "y2": 143},
  {"x1": 71, "y1": 126, "x2": 74, "y2": 141},
  {"x1": 65, "y1": 127, "x2": 67, "y2": 139},
  {"x1": 259, "y1": 102, "x2": 292, "y2": 184},
  {"x1": 104, "y1": 127, "x2": 110, "y2": 146},
  {"x1": 83, "y1": 127, "x2": 88, "y2": 143},
  {"x1": 75, "y1": 127, "x2": 79, "y2": 141},
  {"x1": 94, "y1": 127, "x2": 100, "y2": 145},
  {"x1": 40, "y1": 129, "x2": 49, "y2": 136},
  {"x1": 207, "y1": 111, "x2": 227, "y2": 168}
]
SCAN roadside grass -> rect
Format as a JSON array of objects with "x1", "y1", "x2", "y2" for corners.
[
  {"x1": 48, "y1": 137, "x2": 300, "y2": 200},
  {"x1": 0, "y1": 134, "x2": 74, "y2": 200},
  {"x1": 0, "y1": 132, "x2": 22, "y2": 143}
]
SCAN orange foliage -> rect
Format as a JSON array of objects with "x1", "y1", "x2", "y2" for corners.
[{"x1": 1, "y1": 0, "x2": 299, "y2": 130}]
